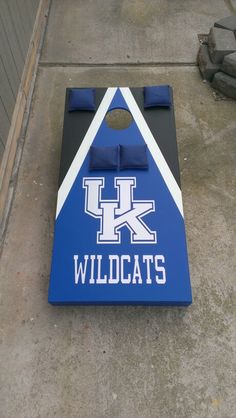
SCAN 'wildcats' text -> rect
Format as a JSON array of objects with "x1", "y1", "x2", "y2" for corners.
[{"x1": 73, "y1": 254, "x2": 166, "y2": 285}]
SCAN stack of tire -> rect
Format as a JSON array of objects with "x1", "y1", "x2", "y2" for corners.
[{"x1": 198, "y1": 16, "x2": 236, "y2": 99}]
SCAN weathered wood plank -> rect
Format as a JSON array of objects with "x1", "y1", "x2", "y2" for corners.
[
  {"x1": 0, "y1": 16, "x2": 20, "y2": 96},
  {"x1": 31, "y1": 0, "x2": 38, "y2": 21},
  {"x1": 0, "y1": 0, "x2": 50, "y2": 222},
  {"x1": 0, "y1": 3, "x2": 25, "y2": 76},
  {"x1": 14, "y1": 0, "x2": 30, "y2": 54},
  {"x1": 25, "y1": 0, "x2": 35, "y2": 28},
  {"x1": 15, "y1": 0, "x2": 32, "y2": 42},
  {"x1": 33, "y1": 0, "x2": 40, "y2": 16},
  {"x1": 0, "y1": 138, "x2": 5, "y2": 161},
  {"x1": 7, "y1": 0, "x2": 29, "y2": 60},
  {"x1": 0, "y1": 98, "x2": 10, "y2": 145},
  {"x1": 0, "y1": 0, "x2": 39, "y2": 153},
  {"x1": 0, "y1": 57, "x2": 15, "y2": 120}
]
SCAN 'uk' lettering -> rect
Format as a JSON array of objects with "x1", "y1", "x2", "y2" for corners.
[{"x1": 83, "y1": 177, "x2": 157, "y2": 244}]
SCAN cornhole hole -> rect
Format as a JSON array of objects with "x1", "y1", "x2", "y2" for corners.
[{"x1": 48, "y1": 87, "x2": 192, "y2": 305}]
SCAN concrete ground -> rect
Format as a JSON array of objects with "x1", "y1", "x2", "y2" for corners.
[{"x1": 1, "y1": 1, "x2": 236, "y2": 417}]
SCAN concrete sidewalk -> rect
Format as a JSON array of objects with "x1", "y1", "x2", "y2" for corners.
[{"x1": 1, "y1": 1, "x2": 236, "y2": 417}]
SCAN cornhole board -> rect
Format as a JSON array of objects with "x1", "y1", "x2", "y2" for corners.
[{"x1": 48, "y1": 87, "x2": 192, "y2": 305}]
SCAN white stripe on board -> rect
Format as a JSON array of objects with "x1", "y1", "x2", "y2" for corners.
[
  {"x1": 120, "y1": 87, "x2": 184, "y2": 217},
  {"x1": 56, "y1": 87, "x2": 117, "y2": 218},
  {"x1": 56, "y1": 87, "x2": 183, "y2": 218}
]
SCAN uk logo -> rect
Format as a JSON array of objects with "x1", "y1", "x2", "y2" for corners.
[{"x1": 83, "y1": 177, "x2": 157, "y2": 244}]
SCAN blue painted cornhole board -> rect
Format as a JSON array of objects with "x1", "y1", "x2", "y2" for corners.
[{"x1": 48, "y1": 87, "x2": 192, "y2": 305}]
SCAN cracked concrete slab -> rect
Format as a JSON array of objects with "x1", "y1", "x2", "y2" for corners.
[
  {"x1": 0, "y1": 66, "x2": 236, "y2": 418},
  {"x1": 41, "y1": 0, "x2": 232, "y2": 64}
]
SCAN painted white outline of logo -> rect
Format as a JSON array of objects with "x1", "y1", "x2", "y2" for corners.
[{"x1": 83, "y1": 177, "x2": 157, "y2": 244}]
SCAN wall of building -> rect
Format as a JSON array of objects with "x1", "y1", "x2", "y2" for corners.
[{"x1": 0, "y1": 0, "x2": 40, "y2": 162}]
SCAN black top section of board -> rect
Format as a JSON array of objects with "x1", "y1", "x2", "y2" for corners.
[
  {"x1": 130, "y1": 88, "x2": 181, "y2": 188},
  {"x1": 58, "y1": 88, "x2": 106, "y2": 187},
  {"x1": 58, "y1": 87, "x2": 181, "y2": 189}
]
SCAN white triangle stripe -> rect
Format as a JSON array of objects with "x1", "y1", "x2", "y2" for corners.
[
  {"x1": 120, "y1": 87, "x2": 184, "y2": 217},
  {"x1": 56, "y1": 87, "x2": 117, "y2": 218},
  {"x1": 56, "y1": 86, "x2": 184, "y2": 219}
]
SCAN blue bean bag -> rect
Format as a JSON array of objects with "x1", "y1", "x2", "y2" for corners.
[
  {"x1": 68, "y1": 88, "x2": 95, "y2": 111},
  {"x1": 120, "y1": 144, "x2": 148, "y2": 169},
  {"x1": 144, "y1": 85, "x2": 172, "y2": 108},
  {"x1": 89, "y1": 145, "x2": 119, "y2": 170}
]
